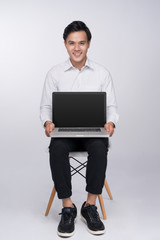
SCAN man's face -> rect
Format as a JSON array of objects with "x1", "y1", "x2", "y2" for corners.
[{"x1": 64, "y1": 30, "x2": 90, "y2": 68}]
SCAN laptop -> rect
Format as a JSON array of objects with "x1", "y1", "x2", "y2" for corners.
[{"x1": 50, "y1": 92, "x2": 109, "y2": 138}]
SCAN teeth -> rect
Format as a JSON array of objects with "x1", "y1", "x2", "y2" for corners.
[{"x1": 73, "y1": 53, "x2": 81, "y2": 55}]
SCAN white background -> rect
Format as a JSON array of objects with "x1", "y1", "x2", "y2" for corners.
[{"x1": 0, "y1": 0, "x2": 160, "y2": 239}]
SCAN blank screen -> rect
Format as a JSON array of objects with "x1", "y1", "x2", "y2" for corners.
[{"x1": 52, "y1": 92, "x2": 106, "y2": 127}]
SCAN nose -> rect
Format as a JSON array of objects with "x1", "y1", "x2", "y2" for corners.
[{"x1": 74, "y1": 43, "x2": 80, "y2": 51}]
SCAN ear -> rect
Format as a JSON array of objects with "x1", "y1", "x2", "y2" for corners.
[{"x1": 64, "y1": 40, "x2": 67, "y2": 48}]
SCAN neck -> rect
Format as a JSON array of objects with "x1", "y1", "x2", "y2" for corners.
[{"x1": 70, "y1": 56, "x2": 87, "y2": 71}]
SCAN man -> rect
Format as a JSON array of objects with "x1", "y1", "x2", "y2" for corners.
[{"x1": 40, "y1": 21, "x2": 119, "y2": 237}]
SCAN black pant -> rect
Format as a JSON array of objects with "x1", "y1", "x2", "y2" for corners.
[{"x1": 49, "y1": 138, "x2": 109, "y2": 199}]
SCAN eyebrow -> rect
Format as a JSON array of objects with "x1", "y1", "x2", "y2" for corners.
[{"x1": 68, "y1": 40, "x2": 87, "y2": 43}]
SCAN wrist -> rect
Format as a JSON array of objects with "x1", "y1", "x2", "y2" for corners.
[
  {"x1": 108, "y1": 121, "x2": 115, "y2": 128},
  {"x1": 44, "y1": 121, "x2": 52, "y2": 128}
]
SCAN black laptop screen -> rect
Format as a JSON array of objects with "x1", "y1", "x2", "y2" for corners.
[{"x1": 52, "y1": 92, "x2": 106, "y2": 127}]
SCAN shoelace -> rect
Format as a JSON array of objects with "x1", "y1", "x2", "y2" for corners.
[
  {"x1": 59, "y1": 210, "x2": 74, "y2": 224},
  {"x1": 87, "y1": 205, "x2": 101, "y2": 223}
]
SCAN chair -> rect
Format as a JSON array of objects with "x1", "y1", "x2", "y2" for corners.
[{"x1": 45, "y1": 152, "x2": 113, "y2": 220}]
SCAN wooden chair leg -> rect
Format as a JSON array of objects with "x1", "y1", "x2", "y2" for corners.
[
  {"x1": 98, "y1": 194, "x2": 107, "y2": 220},
  {"x1": 104, "y1": 179, "x2": 113, "y2": 200},
  {"x1": 45, "y1": 186, "x2": 56, "y2": 216}
]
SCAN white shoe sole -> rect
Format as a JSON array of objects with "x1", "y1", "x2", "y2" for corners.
[
  {"x1": 57, "y1": 217, "x2": 77, "y2": 237},
  {"x1": 81, "y1": 214, "x2": 105, "y2": 235},
  {"x1": 57, "y1": 229, "x2": 75, "y2": 237}
]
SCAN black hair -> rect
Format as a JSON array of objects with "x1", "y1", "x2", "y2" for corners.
[{"x1": 63, "y1": 21, "x2": 92, "y2": 42}]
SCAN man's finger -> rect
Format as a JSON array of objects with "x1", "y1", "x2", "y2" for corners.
[
  {"x1": 45, "y1": 127, "x2": 50, "y2": 137},
  {"x1": 109, "y1": 128, "x2": 114, "y2": 137},
  {"x1": 106, "y1": 125, "x2": 110, "y2": 132},
  {"x1": 49, "y1": 124, "x2": 54, "y2": 132}
]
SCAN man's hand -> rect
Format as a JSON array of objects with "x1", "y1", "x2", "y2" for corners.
[
  {"x1": 104, "y1": 122, "x2": 115, "y2": 137},
  {"x1": 45, "y1": 121, "x2": 55, "y2": 137}
]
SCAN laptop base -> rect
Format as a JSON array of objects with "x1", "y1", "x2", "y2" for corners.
[{"x1": 50, "y1": 128, "x2": 109, "y2": 138}]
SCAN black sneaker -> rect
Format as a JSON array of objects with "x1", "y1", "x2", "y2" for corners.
[
  {"x1": 57, "y1": 204, "x2": 77, "y2": 237},
  {"x1": 81, "y1": 201, "x2": 105, "y2": 235}
]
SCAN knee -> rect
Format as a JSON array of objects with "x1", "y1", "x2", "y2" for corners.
[
  {"x1": 88, "y1": 139, "x2": 108, "y2": 155},
  {"x1": 49, "y1": 139, "x2": 69, "y2": 154}
]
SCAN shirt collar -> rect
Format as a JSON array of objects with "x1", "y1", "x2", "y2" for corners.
[{"x1": 64, "y1": 58, "x2": 94, "y2": 71}]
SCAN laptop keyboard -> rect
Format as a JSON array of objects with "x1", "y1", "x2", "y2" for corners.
[{"x1": 58, "y1": 128, "x2": 101, "y2": 132}]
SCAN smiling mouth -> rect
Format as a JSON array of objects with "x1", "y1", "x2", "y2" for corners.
[{"x1": 73, "y1": 52, "x2": 82, "y2": 56}]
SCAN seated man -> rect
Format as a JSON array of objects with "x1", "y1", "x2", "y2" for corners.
[{"x1": 40, "y1": 21, "x2": 119, "y2": 237}]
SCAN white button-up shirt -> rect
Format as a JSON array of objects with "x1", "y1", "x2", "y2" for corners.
[{"x1": 40, "y1": 58, "x2": 119, "y2": 126}]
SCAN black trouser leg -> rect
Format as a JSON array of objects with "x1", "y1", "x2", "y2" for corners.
[
  {"x1": 49, "y1": 138, "x2": 83, "y2": 199},
  {"x1": 83, "y1": 138, "x2": 109, "y2": 195}
]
